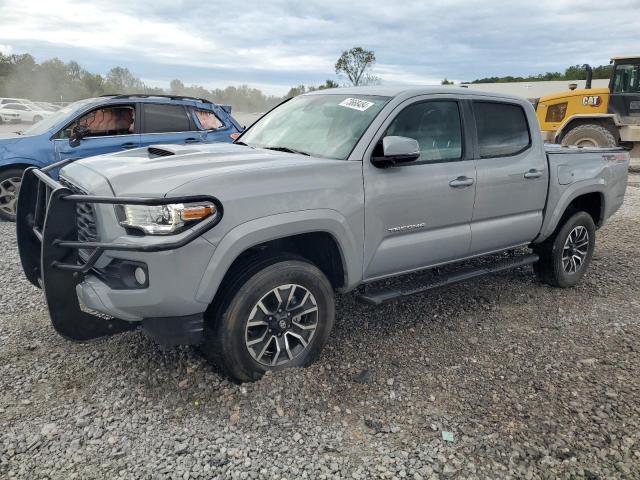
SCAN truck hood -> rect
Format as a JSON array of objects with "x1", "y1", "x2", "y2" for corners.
[{"x1": 61, "y1": 143, "x2": 346, "y2": 196}]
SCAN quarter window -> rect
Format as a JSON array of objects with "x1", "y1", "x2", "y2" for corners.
[
  {"x1": 142, "y1": 104, "x2": 191, "y2": 133},
  {"x1": 384, "y1": 101, "x2": 463, "y2": 162},
  {"x1": 194, "y1": 108, "x2": 223, "y2": 130},
  {"x1": 473, "y1": 102, "x2": 530, "y2": 158}
]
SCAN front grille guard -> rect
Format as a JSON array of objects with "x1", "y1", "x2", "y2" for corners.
[{"x1": 16, "y1": 166, "x2": 224, "y2": 342}]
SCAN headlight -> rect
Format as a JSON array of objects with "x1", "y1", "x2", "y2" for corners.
[{"x1": 116, "y1": 202, "x2": 217, "y2": 235}]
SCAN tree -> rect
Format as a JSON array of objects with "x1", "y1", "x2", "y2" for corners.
[
  {"x1": 318, "y1": 79, "x2": 339, "y2": 90},
  {"x1": 335, "y1": 47, "x2": 379, "y2": 86},
  {"x1": 105, "y1": 67, "x2": 143, "y2": 93},
  {"x1": 285, "y1": 85, "x2": 306, "y2": 98},
  {"x1": 170, "y1": 79, "x2": 185, "y2": 95},
  {"x1": 441, "y1": 78, "x2": 454, "y2": 85}
]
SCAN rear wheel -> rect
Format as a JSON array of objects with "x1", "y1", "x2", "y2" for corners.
[
  {"x1": 0, "y1": 167, "x2": 24, "y2": 222},
  {"x1": 561, "y1": 124, "x2": 617, "y2": 148},
  {"x1": 533, "y1": 211, "x2": 596, "y2": 287},
  {"x1": 201, "y1": 256, "x2": 335, "y2": 382}
]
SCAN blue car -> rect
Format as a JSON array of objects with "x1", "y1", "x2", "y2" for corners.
[{"x1": 0, "y1": 94, "x2": 242, "y2": 220}]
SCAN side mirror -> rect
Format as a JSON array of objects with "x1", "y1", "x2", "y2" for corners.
[
  {"x1": 371, "y1": 136, "x2": 420, "y2": 167},
  {"x1": 69, "y1": 125, "x2": 90, "y2": 148}
]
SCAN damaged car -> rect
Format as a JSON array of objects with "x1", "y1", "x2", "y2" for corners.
[{"x1": 0, "y1": 94, "x2": 242, "y2": 221}]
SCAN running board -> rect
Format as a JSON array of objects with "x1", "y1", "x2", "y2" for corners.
[{"x1": 356, "y1": 254, "x2": 539, "y2": 306}]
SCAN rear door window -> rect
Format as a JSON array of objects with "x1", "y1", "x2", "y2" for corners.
[
  {"x1": 142, "y1": 104, "x2": 192, "y2": 133},
  {"x1": 473, "y1": 102, "x2": 531, "y2": 158}
]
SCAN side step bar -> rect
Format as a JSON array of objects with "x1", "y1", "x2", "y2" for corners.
[{"x1": 356, "y1": 254, "x2": 539, "y2": 306}]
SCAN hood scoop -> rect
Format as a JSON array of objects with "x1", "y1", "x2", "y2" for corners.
[{"x1": 148, "y1": 146, "x2": 176, "y2": 158}]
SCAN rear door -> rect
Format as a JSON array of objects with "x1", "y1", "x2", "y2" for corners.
[
  {"x1": 139, "y1": 103, "x2": 203, "y2": 147},
  {"x1": 469, "y1": 99, "x2": 548, "y2": 254},
  {"x1": 362, "y1": 97, "x2": 476, "y2": 280}
]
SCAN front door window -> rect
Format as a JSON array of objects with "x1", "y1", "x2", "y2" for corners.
[{"x1": 61, "y1": 106, "x2": 135, "y2": 138}]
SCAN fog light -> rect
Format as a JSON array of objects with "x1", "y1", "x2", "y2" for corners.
[{"x1": 134, "y1": 267, "x2": 147, "y2": 286}]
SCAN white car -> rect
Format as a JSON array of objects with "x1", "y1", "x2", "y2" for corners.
[
  {"x1": 0, "y1": 103, "x2": 52, "y2": 123},
  {"x1": 0, "y1": 97, "x2": 34, "y2": 107}
]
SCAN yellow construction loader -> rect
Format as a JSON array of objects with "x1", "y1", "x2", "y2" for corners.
[{"x1": 535, "y1": 57, "x2": 640, "y2": 151}]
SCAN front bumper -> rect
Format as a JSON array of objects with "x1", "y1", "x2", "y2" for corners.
[{"x1": 16, "y1": 164, "x2": 223, "y2": 345}]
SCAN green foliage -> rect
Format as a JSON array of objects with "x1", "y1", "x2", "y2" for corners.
[
  {"x1": 441, "y1": 78, "x2": 454, "y2": 85},
  {"x1": 0, "y1": 54, "x2": 342, "y2": 111},
  {"x1": 469, "y1": 64, "x2": 613, "y2": 84},
  {"x1": 335, "y1": 47, "x2": 379, "y2": 86}
]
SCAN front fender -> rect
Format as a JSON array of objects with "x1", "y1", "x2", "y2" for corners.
[
  {"x1": 0, "y1": 157, "x2": 45, "y2": 170},
  {"x1": 195, "y1": 209, "x2": 363, "y2": 304}
]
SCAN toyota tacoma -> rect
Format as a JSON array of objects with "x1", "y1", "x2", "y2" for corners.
[{"x1": 16, "y1": 87, "x2": 629, "y2": 382}]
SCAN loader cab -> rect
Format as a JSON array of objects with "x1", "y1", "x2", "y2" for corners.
[{"x1": 608, "y1": 57, "x2": 640, "y2": 123}]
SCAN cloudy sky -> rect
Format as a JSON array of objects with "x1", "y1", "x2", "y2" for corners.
[{"x1": 0, "y1": 0, "x2": 638, "y2": 95}]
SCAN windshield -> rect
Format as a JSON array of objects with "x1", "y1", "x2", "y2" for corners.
[
  {"x1": 240, "y1": 94, "x2": 390, "y2": 159},
  {"x1": 22, "y1": 98, "x2": 100, "y2": 136},
  {"x1": 612, "y1": 63, "x2": 640, "y2": 93}
]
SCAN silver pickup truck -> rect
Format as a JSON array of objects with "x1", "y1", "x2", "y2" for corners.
[{"x1": 16, "y1": 87, "x2": 629, "y2": 382}]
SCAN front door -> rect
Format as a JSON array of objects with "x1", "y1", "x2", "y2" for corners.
[
  {"x1": 363, "y1": 98, "x2": 476, "y2": 280},
  {"x1": 54, "y1": 104, "x2": 140, "y2": 161},
  {"x1": 609, "y1": 59, "x2": 640, "y2": 122},
  {"x1": 469, "y1": 99, "x2": 548, "y2": 255}
]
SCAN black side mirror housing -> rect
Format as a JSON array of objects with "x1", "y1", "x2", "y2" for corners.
[
  {"x1": 69, "y1": 125, "x2": 90, "y2": 148},
  {"x1": 371, "y1": 136, "x2": 421, "y2": 168}
]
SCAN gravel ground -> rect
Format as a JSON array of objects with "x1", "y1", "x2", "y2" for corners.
[{"x1": 1, "y1": 177, "x2": 639, "y2": 480}]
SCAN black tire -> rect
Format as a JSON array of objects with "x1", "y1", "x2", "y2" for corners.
[
  {"x1": 201, "y1": 255, "x2": 335, "y2": 382},
  {"x1": 561, "y1": 124, "x2": 617, "y2": 148},
  {"x1": 0, "y1": 167, "x2": 25, "y2": 222},
  {"x1": 32, "y1": 115, "x2": 42, "y2": 124},
  {"x1": 533, "y1": 210, "x2": 596, "y2": 288}
]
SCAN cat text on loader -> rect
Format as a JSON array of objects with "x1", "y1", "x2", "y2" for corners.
[{"x1": 535, "y1": 57, "x2": 640, "y2": 151}]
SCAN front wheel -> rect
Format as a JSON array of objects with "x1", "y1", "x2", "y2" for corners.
[
  {"x1": 32, "y1": 115, "x2": 43, "y2": 124},
  {"x1": 201, "y1": 257, "x2": 335, "y2": 382},
  {"x1": 0, "y1": 167, "x2": 25, "y2": 222},
  {"x1": 533, "y1": 211, "x2": 596, "y2": 287}
]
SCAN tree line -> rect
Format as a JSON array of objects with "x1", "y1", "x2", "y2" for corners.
[
  {"x1": 466, "y1": 64, "x2": 613, "y2": 84},
  {"x1": 1, "y1": 50, "x2": 617, "y2": 111},
  {"x1": 0, "y1": 48, "x2": 378, "y2": 112}
]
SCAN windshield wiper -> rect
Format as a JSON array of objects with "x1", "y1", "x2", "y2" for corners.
[
  {"x1": 233, "y1": 141, "x2": 250, "y2": 147},
  {"x1": 263, "y1": 146, "x2": 310, "y2": 156}
]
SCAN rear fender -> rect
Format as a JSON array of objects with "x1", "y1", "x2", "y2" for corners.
[{"x1": 537, "y1": 182, "x2": 606, "y2": 241}]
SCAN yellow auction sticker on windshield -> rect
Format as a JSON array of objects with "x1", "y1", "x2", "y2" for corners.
[{"x1": 339, "y1": 98, "x2": 375, "y2": 111}]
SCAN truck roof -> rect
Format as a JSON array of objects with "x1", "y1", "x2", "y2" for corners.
[{"x1": 306, "y1": 85, "x2": 529, "y2": 103}]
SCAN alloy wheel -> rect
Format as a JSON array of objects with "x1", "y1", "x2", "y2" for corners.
[
  {"x1": 562, "y1": 226, "x2": 589, "y2": 274},
  {"x1": 245, "y1": 283, "x2": 319, "y2": 367},
  {"x1": 0, "y1": 176, "x2": 21, "y2": 217}
]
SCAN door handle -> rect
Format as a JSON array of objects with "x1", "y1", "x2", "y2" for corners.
[
  {"x1": 524, "y1": 169, "x2": 543, "y2": 179},
  {"x1": 120, "y1": 142, "x2": 137, "y2": 149},
  {"x1": 184, "y1": 137, "x2": 200, "y2": 144},
  {"x1": 449, "y1": 176, "x2": 474, "y2": 188}
]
